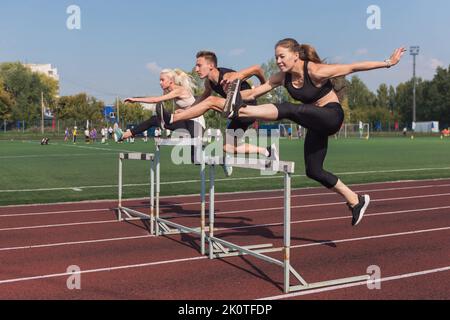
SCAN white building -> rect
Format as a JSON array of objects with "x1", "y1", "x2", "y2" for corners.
[{"x1": 25, "y1": 63, "x2": 59, "y2": 81}]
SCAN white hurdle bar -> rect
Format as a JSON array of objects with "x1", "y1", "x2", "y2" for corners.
[
  {"x1": 204, "y1": 157, "x2": 369, "y2": 294},
  {"x1": 117, "y1": 153, "x2": 155, "y2": 234},
  {"x1": 154, "y1": 138, "x2": 208, "y2": 255}
]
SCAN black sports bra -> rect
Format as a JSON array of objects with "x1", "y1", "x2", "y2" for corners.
[{"x1": 284, "y1": 61, "x2": 333, "y2": 104}]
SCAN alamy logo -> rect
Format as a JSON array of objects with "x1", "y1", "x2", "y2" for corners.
[
  {"x1": 66, "y1": 265, "x2": 81, "y2": 290},
  {"x1": 367, "y1": 5, "x2": 381, "y2": 30},
  {"x1": 66, "y1": 5, "x2": 81, "y2": 30},
  {"x1": 367, "y1": 265, "x2": 382, "y2": 290}
]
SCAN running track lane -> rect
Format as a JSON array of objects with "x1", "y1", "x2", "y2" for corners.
[{"x1": 0, "y1": 179, "x2": 449, "y2": 299}]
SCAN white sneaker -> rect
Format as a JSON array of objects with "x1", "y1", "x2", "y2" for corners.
[
  {"x1": 222, "y1": 155, "x2": 233, "y2": 177},
  {"x1": 268, "y1": 143, "x2": 279, "y2": 162}
]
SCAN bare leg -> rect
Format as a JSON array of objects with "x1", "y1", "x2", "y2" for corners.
[
  {"x1": 332, "y1": 180, "x2": 359, "y2": 207},
  {"x1": 123, "y1": 130, "x2": 133, "y2": 140},
  {"x1": 173, "y1": 96, "x2": 225, "y2": 123},
  {"x1": 223, "y1": 143, "x2": 268, "y2": 156},
  {"x1": 238, "y1": 104, "x2": 279, "y2": 121}
]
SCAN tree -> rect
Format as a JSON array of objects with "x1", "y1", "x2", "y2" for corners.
[
  {"x1": 56, "y1": 93, "x2": 104, "y2": 124},
  {"x1": 376, "y1": 84, "x2": 389, "y2": 109},
  {"x1": 346, "y1": 76, "x2": 377, "y2": 109},
  {"x1": 0, "y1": 81, "x2": 14, "y2": 120},
  {"x1": 0, "y1": 62, "x2": 58, "y2": 123}
]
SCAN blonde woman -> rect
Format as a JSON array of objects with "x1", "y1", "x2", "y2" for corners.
[{"x1": 121, "y1": 69, "x2": 205, "y2": 143}]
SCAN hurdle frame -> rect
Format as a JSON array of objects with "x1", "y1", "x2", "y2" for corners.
[
  {"x1": 117, "y1": 153, "x2": 155, "y2": 234},
  {"x1": 204, "y1": 157, "x2": 370, "y2": 294},
  {"x1": 153, "y1": 138, "x2": 209, "y2": 255}
]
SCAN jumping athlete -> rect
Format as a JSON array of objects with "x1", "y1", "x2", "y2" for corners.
[
  {"x1": 156, "y1": 51, "x2": 280, "y2": 173},
  {"x1": 223, "y1": 39, "x2": 406, "y2": 226},
  {"x1": 119, "y1": 68, "x2": 206, "y2": 162}
]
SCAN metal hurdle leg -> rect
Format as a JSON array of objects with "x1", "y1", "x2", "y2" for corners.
[
  {"x1": 202, "y1": 157, "x2": 369, "y2": 293},
  {"x1": 117, "y1": 153, "x2": 155, "y2": 231},
  {"x1": 152, "y1": 138, "x2": 209, "y2": 256},
  {"x1": 200, "y1": 149, "x2": 207, "y2": 255},
  {"x1": 155, "y1": 145, "x2": 161, "y2": 236},
  {"x1": 118, "y1": 157, "x2": 123, "y2": 221},
  {"x1": 150, "y1": 156, "x2": 155, "y2": 235}
]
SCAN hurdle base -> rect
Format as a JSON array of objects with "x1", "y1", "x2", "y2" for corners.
[
  {"x1": 155, "y1": 217, "x2": 207, "y2": 236},
  {"x1": 288, "y1": 275, "x2": 370, "y2": 293}
]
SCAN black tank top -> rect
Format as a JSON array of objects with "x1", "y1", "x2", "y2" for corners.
[
  {"x1": 209, "y1": 68, "x2": 255, "y2": 103},
  {"x1": 284, "y1": 61, "x2": 333, "y2": 104}
]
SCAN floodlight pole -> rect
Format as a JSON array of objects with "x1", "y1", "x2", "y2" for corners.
[{"x1": 410, "y1": 46, "x2": 420, "y2": 136}]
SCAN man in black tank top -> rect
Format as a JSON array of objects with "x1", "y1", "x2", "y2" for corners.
[
  {"x1": 155, "y1": 51, "x2": 277, "y2": 174},
  {"x1": 207, "y1": 67, "x2": 258, "y2": 131}
]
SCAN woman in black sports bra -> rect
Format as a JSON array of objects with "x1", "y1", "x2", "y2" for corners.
[{"x1": 225, "y1": 38, "x2": 406, "y2": 227}]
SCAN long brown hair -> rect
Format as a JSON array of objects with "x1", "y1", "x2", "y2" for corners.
[
  {"x1": 275, "y1": 38, "x2": 322, "y2": 63},
  {"x1": 275, "y1": 38, "x2": 346, "y2": 93}
]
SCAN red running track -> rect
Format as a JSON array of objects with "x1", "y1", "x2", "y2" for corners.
[{"x1": 0, "y1": 179, "x2": 449, "y2": 300}]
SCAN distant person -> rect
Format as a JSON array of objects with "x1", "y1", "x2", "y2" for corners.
[
  {"x1": 143, "y1": 130, "x2": 148, "y2": 143},
  {"x1": 287, "y1": 126, "x2": 292, "y2": 140},
  {"x1": 64, "y1": 128, "x2": 70, "y2": 142},
  {"x1": 403, "y1": 127, "x2": 407, "y2": 137},
  {"x1": 101, "y1": 127, "x2": 107, "y2": 144},
  {"x1": 72, "y1": 126, "x2": 78, "y2": 144},
  {"x1": 40, "y1": 137, "x2": 50, "y2": 145},
  {"x1": 91, "y1": 128, "x2": 97, "y2": 143},
  {"x1": 84, "y1": 128, "x2": 90, "y2": 144}
]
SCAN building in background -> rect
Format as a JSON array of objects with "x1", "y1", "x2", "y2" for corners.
[{"x1": 25, "y1": 63, "x2": 59, "y2": 81}]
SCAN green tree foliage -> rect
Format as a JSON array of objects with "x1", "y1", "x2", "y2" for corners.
[
  {"x1": 346, "y1": 76, "x2": 377, "y2": 109},
  {"x1": 0, "y1": 80, "x2": 14, "y2": 120},
  {"x1": 56, "y1": 93, "x2": 104, "y2": 123},
  {"x1": 116, "y1": 100, "x2": 152, "y2": 125},
  {"x1": 0, "y1": 62, "x2": 58, "y2": 122}
]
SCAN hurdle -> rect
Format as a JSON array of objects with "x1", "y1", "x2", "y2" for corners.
[
  {"x1": 203, "y1": 157, "x2": 370, "y2": 294},
  {"x1": 117, "y1": 153, "x2": 155, "y2": 234},
  {"x1": 153, "y1": 138, "x2": 209, "y2": 255}
]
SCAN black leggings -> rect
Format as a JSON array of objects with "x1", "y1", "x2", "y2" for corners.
[
  {"x1": 275, "y1": 102, "x2": 344, "y2": 189},
  {"x1": 131, "y1": 116, "x2": 204, "y2": 163}
]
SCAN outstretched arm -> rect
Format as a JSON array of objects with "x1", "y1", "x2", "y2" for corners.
[
  {"x1": 312, "y1": 47, "x2": 406, "y2": 81},
  {"x1": 222, "y1": 65, "x2": 267, "y2": 86},
  {"x1": 240, "y1": 72, "x2": 284, "y2": 101},
  {"x1": 125, "y1": 88, "x2": 183, "y2": 104}
]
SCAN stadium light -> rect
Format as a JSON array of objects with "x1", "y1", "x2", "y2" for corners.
[{"x1": 410, "y1": 46, "x2": 420, "y2": 133}]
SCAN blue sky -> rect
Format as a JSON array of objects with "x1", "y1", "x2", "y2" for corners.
[{"x1": 1, "y1": 0, "x2": 449, "y2": 104}]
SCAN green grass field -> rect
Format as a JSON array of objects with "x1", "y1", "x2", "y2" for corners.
[{"x1": 1, "y1": 137, "x2": 449, "y2": 206}]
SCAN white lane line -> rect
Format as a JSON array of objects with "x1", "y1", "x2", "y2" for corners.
[
  {"x1": 0, "y1": 220, "x2": 117, "y2": 232},
  {"x1": 2, "y1": 177, "x2": 450, "y2": 208},
  {"x1": 258, "y1": 266, "x2": 450, "y2": 300},
  {"x1": 1, "y1": 167, "x2": 450, "y2": 193},
  {"x1": 0, "y1": 153, "x2": 118, "y2": 160},
  {"x1": 2, "y1": 183, "x2": 450, "y2": 218},
  {"x1": 0, "y1": 207, "x2": 448, "y2": 252},
  {"x1": 215, "y1": 206, "x2": 450, "y2": 233},
  {"x1": 0, "y1": 227, "x2": 448, "y2": 285},
  {"x1": 1, "y1": 193, "x2": 450, "y2": 232},
  {"x1": 0, "y1": 235, "x2": 153, "y2": 252}
]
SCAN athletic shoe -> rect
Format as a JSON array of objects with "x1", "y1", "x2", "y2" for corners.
[
  {"x1": 348, "y1": 194, "x2": 370, "y2": 227},
  {"x1": 267, "y1": 143, "x2": 279, "y2": 162},
  {"x1": 114, "y1": 127, "x2": 124, "y2": 142},
  {"x1": 155, "y1": 102, "x2": 172, "y2": 129},
  {"x1": 223, "y1": 79, "x2": 245, "y2": 119},
  {"x1": 222, "y1": 154, "x2": 233, "y2": 177}
]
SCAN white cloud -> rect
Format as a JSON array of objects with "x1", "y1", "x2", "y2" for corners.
[
  {"x1": 146, "y1": 62, "x2": 163, "y2": 74},
  {"x1": 229, "y1": 48, "x2": 246, "y2": 57},
  {"x1": 430, "y1": 58, "x2": 444, "y2": 70},
  {"x1": 355, "y1": 48, "x2": 369, "y2": 56}
]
